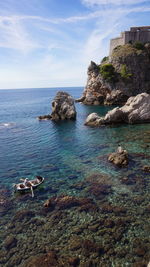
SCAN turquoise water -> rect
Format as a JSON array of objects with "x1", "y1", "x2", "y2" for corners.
[{"x1": 0, "y1": 87, "x2": 150, "y2": 266}]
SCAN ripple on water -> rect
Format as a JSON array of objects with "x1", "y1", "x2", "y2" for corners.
[{"x1": 0, "y1": 88, "x2": 150, "y2": 266}]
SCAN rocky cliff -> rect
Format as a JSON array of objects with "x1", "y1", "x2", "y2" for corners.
[{"x1": 79, "y1": 43, "x2": 150, "y2": 105}]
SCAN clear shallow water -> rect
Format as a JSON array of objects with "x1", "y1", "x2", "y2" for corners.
[{"x1": 0, "y1": 87, "x2": 150, "y2": 266}]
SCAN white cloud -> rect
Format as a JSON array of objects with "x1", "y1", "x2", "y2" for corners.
[
  {"x1": 82, "y1": 0, "x2": 147, "y2": 6},
  {"x1": 0, "y1": 16, "x2": 40, "y2": 53},
  {"x1": 0, "y1": 1, "x2": 150, "y2": 88}
]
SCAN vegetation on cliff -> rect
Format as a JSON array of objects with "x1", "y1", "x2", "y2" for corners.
[
  {"x1": 80, "y1": 42, "x2": 150, "y2": 105},
  {"x1": 99, "y1": 63, "x2": 116, "y2": 82}
]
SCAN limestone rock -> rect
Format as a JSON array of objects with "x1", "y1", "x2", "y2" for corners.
[
  {"x1": 84, "y1": 113, "x2": 104, "y2": 126},
  {"x1": 108, "y1": 146, "x2": 128, "y2": 167},
  {"x1": 104, "y1": 107, "x2": 125, "y2": 123},
  {"x1": 38, "y1": 91, "x2": 76, "y2": 121},
  {"x1": 82, "y1": 61, "x2": 110, "y2": 105},
  {"x1": 105, "y1": 93, "x2": 150, "y2": 124},
  {"x1": 85, "y1": 93, "x2": 150, "y2": 126},
  {"x1": 75, "y1": 96, "x2": 85, "y2": 103},
  {"x1": 38, "y1": 114, "x2": 52, "y2": 120},
  {"x1": 104, "y1": 90, "x2": 128, "y2": 106},
  {"x1": 110, "y1": 44, "x2": 150, "y2": 96},
  {"x1": 50, "y1": 91, "x2": 76, "y2": 121},
  {"x1": 80, "y1": 44, "x2": 150, "y2": 106}
]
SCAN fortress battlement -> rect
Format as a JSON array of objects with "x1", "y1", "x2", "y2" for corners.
[{"x1": 109, "y1": 26, "x2": 150, "y2": 56}]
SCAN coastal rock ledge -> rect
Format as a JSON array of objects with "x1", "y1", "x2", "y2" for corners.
[
  {"x1": 38, "y1": 91, "x2": 76, "y2": 121},
  {"x1": 85, "y1": 93, "x2": 150, "y2": 126}
]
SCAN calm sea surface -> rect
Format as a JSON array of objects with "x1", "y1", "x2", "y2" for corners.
[{"x1": 0, "y1": 87, "x2": 150, "y2": 266}]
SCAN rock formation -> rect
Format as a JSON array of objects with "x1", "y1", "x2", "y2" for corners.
[
  {"x1": 79, "y1": 61, "x2": 110, "y2": 105},
  {"x1": 38, "y1": 91, "x2": 76, "y2": 121},
  {"x1": 104, "y1": 90, "x2": 128, "y2": 106},
  {"x1": 78, "y1": 43, "x2": 150, "y2": 105},
  {"x1": 85, "y1": 113, "x2": 104, "y2": 126},
  {"x1": 108, "y1": 146, "x2": 128, "y2": 167},
  {"x1": 85, "y1": 93, "x2": 150, "y2": 126}
]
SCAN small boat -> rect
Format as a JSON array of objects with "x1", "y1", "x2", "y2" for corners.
[{"x1": 14, "y1": 176, "x2": 44, "y2": 197}]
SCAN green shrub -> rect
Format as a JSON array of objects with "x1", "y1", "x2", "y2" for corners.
[
  {"x1": 133, "y1": 41, "x2": 144, "y2": 50},
  {"x1": 120, "y1": 64, "x2": 132, "y2": 79},
  {"x1": 100, "y1": 63, "x2": 116, "y2": 82},
  {"x1": 101, "y1": 56, "x2": 109, "y2": 63}
]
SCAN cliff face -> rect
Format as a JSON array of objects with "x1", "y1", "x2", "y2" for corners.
[{"x1": 81, "y1": 43, "x2": 150, "y2": 105}]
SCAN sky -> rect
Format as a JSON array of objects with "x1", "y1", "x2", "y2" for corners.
[{"x1": 0, "y1": 0, "x2": 150, "y2": 89}]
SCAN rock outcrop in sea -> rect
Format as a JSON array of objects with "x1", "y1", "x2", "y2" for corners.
[
  {"x1": 108, "y1": 146, "x2": 129, "y2": 167},
  {"x1": 78, "y1": 43, "x2": 150, "y2": 105},
  {"x1": 85, "y1": 93, "x2": 150, "y2": 126},
  {"x1": 38, "y1": 91, "x2": 76, "y2": 121}
]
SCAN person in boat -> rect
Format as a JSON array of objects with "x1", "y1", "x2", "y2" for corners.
[
  {"x1": 36, "y1": 176, "x2": 43, "y2": 183},
  {"x1": 23, "y1": 178, "x2": 34, "y2": 197},
  {"x1": 23, "y1": 178, "x2": 32, "y2": 187},
  {"x1": 117, "y1": 145, "x2": 123, "y2": 153}
]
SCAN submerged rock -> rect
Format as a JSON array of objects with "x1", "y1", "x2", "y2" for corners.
[
  {"x1": 108, "y1": 146, "x2": 128, "y2": 167},
  {"x1": 44, "y1": 195, "x2": 95, "y2": 212},
  {"x1": 13, "y1": 209, "x2": 35, "y2": 222},
  {"x1": 38, "y1": 91, "x2": 76, "y2": 121},
  {"x1": 85, "y1": 93, "x2": 150, "y2": 126},
  {"x1": 25, "y1": 251, "x2": 58, "y2": 267},
  {"x1": 0, "y1": 188, "x2": 13, "y2": 215},
  {"x1": 142, "y1": 165, "x2": 150, "y2": 172},
  {"x1": 4, "y1": 235, "x2": 17, "y2": 250}
]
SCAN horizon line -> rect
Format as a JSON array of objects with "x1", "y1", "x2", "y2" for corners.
[{"x1": 0, "y1": 85, "x2": 84, "y2": 90}]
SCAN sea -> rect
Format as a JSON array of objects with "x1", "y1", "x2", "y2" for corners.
[{"x1": 0, "y1": 87, "x2": 150, "y2": 266}]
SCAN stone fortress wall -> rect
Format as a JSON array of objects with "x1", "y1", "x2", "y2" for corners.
[{"x1": 109, "y1": 26, "x2": 150, "y2": 56}]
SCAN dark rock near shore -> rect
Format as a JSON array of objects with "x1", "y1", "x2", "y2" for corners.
[
  {"x1": 38, "y1": 114, "x2": 52, "y2": 120},
  {"x1": 13, "y1": 209, "x2": 35, "y2": 222},
  {"x1": 142, "y1": 165, "x2": 150, "y2": 172},
  {"x1": 44, "y1": 195, "x2": 95, "y2": 212},
  {"x1": 0, "y1": 188, "x2": 13, "y2": 215},
  {"x1": 4, "y1": 236, "x2": 17, "y2": 250}
]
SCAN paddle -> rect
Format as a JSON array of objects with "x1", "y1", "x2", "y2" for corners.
[{"x1": 30, "y1": 186, "x2": 34, "y2": 198}]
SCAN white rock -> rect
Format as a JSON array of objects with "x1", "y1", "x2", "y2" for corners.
[
  {"x1": 84, "y1": 113, "x2": 104, "y2": 126},
  {"x1": 85, "y1": 93, "x2": 150, "y2": 126}
]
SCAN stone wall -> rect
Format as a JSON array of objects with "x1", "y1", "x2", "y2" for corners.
[
  {"x1": 109, "y1": 26, "x2": 150, "y2": 56},
  {"x1": 125, "y1": 30, "x2": 150, "y2": 44},
  {"x1": 109, "y1": 32, "x2": 125, "y2": 56}
]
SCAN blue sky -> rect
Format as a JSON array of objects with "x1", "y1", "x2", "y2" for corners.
[{"x1": 0, "y1": 0, "x2": 150, "y2": 89}]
